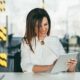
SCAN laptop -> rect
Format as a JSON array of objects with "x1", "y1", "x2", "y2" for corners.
[{"x1": 51, "y1": 53, "x2": 78, "y2": 74}]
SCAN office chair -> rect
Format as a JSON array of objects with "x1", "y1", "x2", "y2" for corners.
[{"x1": 14, "y1": 44, "x2": 22, "y2": 72}]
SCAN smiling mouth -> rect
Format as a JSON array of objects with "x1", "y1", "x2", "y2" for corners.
[
  {"x1": 41, "y1": 33, "x2": 47, "y2": 37},
  {"x1": 41, "y1": 32, "x2": 46, "y2": 34},
  {"x1": 41, "y1": 31, "x2": 47, "y2": 34}
]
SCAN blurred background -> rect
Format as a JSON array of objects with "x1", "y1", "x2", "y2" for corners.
[{"x1": 0, "y1": 0, "x2": 80, "y2": 72}]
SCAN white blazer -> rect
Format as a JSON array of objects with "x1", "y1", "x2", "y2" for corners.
[{"x1": 21, "y1": 36, "x2": 65, "y2": 72}]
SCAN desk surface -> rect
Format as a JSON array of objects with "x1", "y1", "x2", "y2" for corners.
[{"x1": 0, "y1": 72, "x2": 80, "y2": 80}]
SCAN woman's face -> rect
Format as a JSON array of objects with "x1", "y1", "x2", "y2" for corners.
[{"x1": 35, "y1": 17, "x2": 49, "y2": 40}]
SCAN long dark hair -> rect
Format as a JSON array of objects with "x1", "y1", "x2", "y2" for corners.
[{"x1": 23, "y1": 8, "x2": 51, "y2": 53}]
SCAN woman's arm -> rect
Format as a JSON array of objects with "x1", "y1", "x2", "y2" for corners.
[
  {"x1": 21, "y1": 41, "x2": 34, "y2": 72},
  {"x1": 32, "y1": 60, "x2": 57, "y2": 73},
  {"x1": 32, "y1": 64, "x2": 53, "y2": 73}
]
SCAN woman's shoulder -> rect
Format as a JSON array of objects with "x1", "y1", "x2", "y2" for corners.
[{"x1": 21, "y1": 39, "x2": 29, "y2": 48}]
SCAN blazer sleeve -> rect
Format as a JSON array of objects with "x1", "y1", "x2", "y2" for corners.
[{"x1": 20, "y1": 41, "x2": 34, "y2": 72}]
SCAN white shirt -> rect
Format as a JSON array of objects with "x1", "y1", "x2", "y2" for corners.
[{"x1": 21, "y1": 36, "x2": 66, "y2": 72}]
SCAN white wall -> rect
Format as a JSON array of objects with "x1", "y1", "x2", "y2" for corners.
[{"x1": 3, "y1": 0, "x2": 80, "y2": 37}]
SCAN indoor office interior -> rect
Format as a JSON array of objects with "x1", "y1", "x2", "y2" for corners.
[{"x1": 0, "y1": 0, "x2": 80, "y2": 72}]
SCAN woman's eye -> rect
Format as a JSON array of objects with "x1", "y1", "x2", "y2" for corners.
[{"x1": 44, "y1": 23, "x2": 48, "y2": 26}]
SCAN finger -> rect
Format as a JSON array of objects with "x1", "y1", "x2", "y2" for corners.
[
  {"x1": 67, "y1": 62, "x2": 77, "y2": 65},
  {"x1": 68, "y1": 60, "x2": 77, "y2": 63},
  {"x1": 67, "y1": 61, "x2": 77, "y2": 66},
  {"x1": 70, "y1": 58, "x2": 76, "y2": 60}
]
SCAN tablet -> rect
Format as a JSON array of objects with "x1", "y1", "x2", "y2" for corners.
[{"x1": 51, "y1": 53, "x2": 78, "y2": 74}]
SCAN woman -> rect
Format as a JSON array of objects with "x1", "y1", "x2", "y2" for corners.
[{"x1": 21, "y1": 8, "x2": 77, "y2": 73}]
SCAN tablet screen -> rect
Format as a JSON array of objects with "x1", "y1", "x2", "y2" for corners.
[{"x1": 51, "y1": 53, "x2": 78, "y2": 74}]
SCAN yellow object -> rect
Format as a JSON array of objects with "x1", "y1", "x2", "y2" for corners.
[
  {"x1": 0, "y1": 53, "x2": 7, "y2": 67},
  {"x1": 0, "y1": 26, "x2": 7, "y2": 41},
  {"x1": 0, "y1": 27, "x2": 6, "y2": 34},
  {"x1": 0, "y1": 53, "x2": 7, "y2": 60},
  {"x1": 0, "y1": 0, "x2": 5, "y2": 12},
  {"x1": 0, "y1": 58, "x2": 7, "y2": 67}
]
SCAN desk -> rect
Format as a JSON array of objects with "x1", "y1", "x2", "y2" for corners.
[{"x1": 0, "y1": 72, "x2": 80, "y2": 80}]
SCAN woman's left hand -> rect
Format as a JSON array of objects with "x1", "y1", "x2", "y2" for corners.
[{"x1": 67, "y1": 59, "x2": 77, "y2": 72}]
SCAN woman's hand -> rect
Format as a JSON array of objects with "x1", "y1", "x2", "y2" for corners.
[{"x1": 67, "y1": 59, "x2": 77, "y2": 72}]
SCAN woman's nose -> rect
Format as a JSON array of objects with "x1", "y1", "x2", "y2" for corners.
[{"x1": 41, "y1": 26, "x2": 47, "y2": 31}]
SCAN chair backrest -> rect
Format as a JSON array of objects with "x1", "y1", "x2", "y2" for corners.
[
  {"x1": 14, "y1": 44, "x2": 22, "y2": 72},
  {"x1": 8, "y1": 37, "x2": 23, "y2": 72}
]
